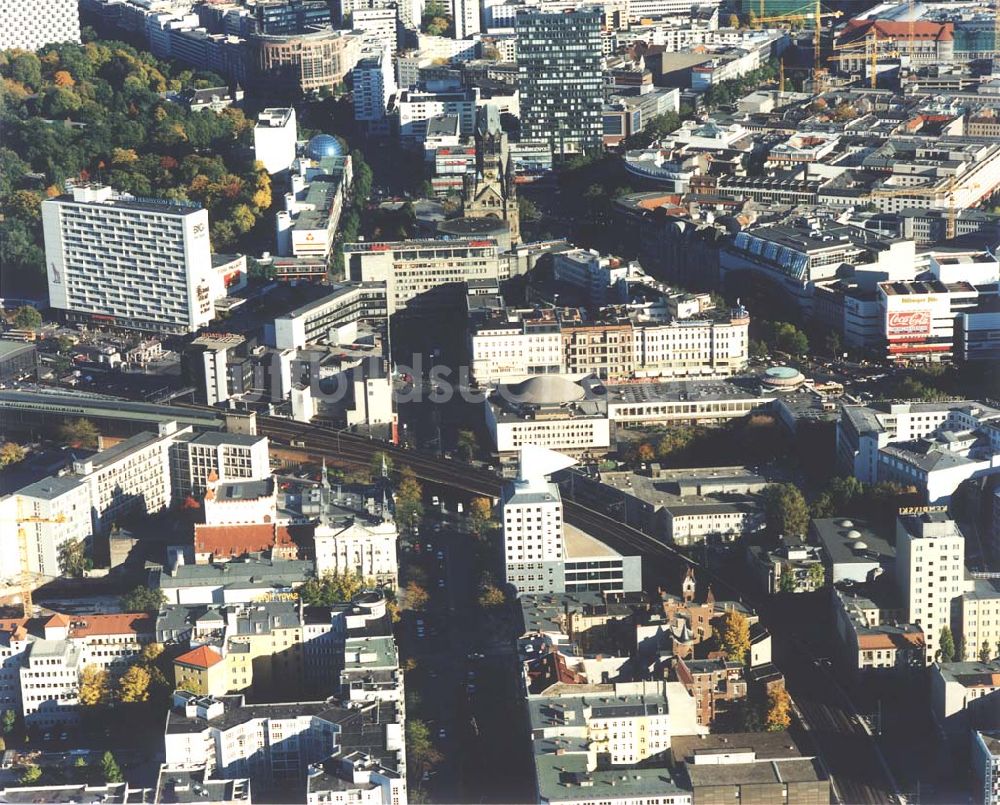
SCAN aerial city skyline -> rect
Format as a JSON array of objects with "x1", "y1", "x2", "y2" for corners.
[{"x1": 1, "y1": 0, "x2": 1000, "y2": 802}]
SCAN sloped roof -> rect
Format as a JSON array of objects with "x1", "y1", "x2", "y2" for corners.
[
  {"x1": 193, "y1": 523, "x2": 303, "y2": 558},
  {"x1": 68, "y1": 613, "x2": 155, "y2": 638},
  {"x1": 175, "y1": 645, "x2": 224, "y2": 669},
  {"x1": 841, "y1": 19, "x2": 953, "y2": 43}
]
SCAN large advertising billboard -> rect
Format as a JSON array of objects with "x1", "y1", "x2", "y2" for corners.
[{"x1": 887, "y1": 309, "x2": 931, "y2": 341}]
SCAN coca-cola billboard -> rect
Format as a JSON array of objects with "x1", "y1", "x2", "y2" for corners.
[{"x1": 887, "y1": 309, "x2": 931, "y2": 341}]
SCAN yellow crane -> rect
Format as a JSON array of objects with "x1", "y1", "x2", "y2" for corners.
[
  {"x1": 868, "y1": 177, "x2": 981, "y2": 240},
  {"x1": 752, "y1": 2, "x2": 844, "y2": 88},
  {"x1": 829, "y1": 30, "x2": 899, "y2": 88},
  {"x1": 14, "y1": 512, "x2": 67, "y2": 613}
]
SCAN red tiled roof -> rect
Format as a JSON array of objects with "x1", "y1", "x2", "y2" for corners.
[
  {"x1": 68, "y1": 613, "x2": 154, "y2": 637},
  {"x1": 841, "y1": 19, "x2": 954, "y2": 43},
  {"x1": 193, "y1": 523, "x2": 305, "y2": 558},
  {"x1": 175, "y1": 645, "x2": 224, "y2": 669},
  {"x1": 45, "y1": 612, "x2": 71, "y2": 628}
]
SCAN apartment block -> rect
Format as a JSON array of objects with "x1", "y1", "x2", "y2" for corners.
[
  {"x1": 0, "y1": 0, "x2": 80, "y2": 50},
  {"x1": 897, "y1": 512, "x2": 966, "y2": 665},
  {"x1": 43, "y1": 185, "x2": 223, "y2": 334}
]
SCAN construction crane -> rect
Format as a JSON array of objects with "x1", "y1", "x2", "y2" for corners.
[
  {"x1": 829, "y1": 30, "x2": 899, "y2": 88},
  {"x1": 752, "y1": 1, "x2": 843, "y2": 88},
  {"x1": 868, "y1": 177, "x2": 981, "y2": 240},
  {"x1": 13, "y1": 512, "x2": 67, "y2": 613}
]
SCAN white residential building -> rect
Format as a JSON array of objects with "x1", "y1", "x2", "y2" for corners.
[
  {"x1": 254, "y1": 107, "x2": 298, "y2": 175},
  {"x1": 164, "y1": 692, "x2": 406, "y2": 803},
  {"x1": 42, "y1": 185, "x2": 223, "y2": 334},
  {"x1": 502, "y1": 446, "x2": 570, "y2": 593},
  {"x1": 0, "y1": 0, "x2": 80, "y2": 50},
  {"x1": 353, "y1": 50, "x2": 397, "y2": 132},
  {"x1": 19, "y1": 638, "x2": 82, "y2": 728},
  {"x1": 73, "y1": 422, "x2": 185, "y2": 536},
  {"x1": 527, "y1": 680, "x2": 701, "y2": 805},
  {"x1": 973, "y1": 730, "x2": 1000, "y2": 805},
  {"x1": 353, "y1": 7, "x2": 398, "y2": 56},
  {"x1": 896, "y1": 512, "x2": 965, "y2": 665},
  {"x1": 452, "y1": 0, "x2": 481, "y2": 39}
]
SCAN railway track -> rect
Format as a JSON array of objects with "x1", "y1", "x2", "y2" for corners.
[{"x1": 259, "y1": 414, "x2": 898, "y2": 803}]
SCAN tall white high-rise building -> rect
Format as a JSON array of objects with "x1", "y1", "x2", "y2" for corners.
[
  {"x1": 0, "y1": 0, "x2": 80, "y2": 51},
  {"x1": 452, "y1": 0, "x2": 481, "y2": 39},
  {"x1": 354, "y1": 49, "x2": 398, "y2": 134},
  {"x1": 896, "y1": 511, "x2": 966, "y2": 664},
  {"x1": 42, "y1": 185, "x2": 223, "y2": 334},
  {"x1": 253, "y1": 107, "x2": 298, "y2": 175},
  {"x1": 501, "y1": 446, "x2": 572, "y2": 593}
]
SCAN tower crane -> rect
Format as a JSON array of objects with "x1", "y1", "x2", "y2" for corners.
[
  {"x1": 828, "y1": 30, "x2": 898, "y2": 89},
  {"x1": 867, "y1": 177, "x2": 981, "y2": 241},
  {"x1": 12, "y1": 512, "x2": 67, "y2": 613},
  {"x1": 751, "y1": 1, "x2": 843, "y2": 88}
]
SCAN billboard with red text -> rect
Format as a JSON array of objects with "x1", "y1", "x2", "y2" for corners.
[{"x1": 887, "y1": 309, "x2": 931, "y2": 341}]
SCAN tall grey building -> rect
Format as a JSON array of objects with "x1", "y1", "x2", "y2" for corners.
[{"x1": 515, "y1": 8, "x2": 603, "y2": 155}]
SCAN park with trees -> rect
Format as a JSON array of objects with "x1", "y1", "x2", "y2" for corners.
[{"x1": 1, "y1": 41, "x2": 272, "y2": 295}]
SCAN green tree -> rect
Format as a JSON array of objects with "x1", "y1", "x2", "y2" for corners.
[
  {"x1": 455, "y1": 429, "x2": 477, "y2": 461},
  {"x1": 117, "y1": 664, "x2": 151, "y2": 703},
  {"x1": 121, "y1": 586, "x2": 166, "y2": 613},
  {"x1": 761, "y1": 483, "x2": 810, "y2": 538},
  {"x1": 717, "y1": 610, "x2": 751, "y2": 664},
  {"x1": 100, "y1": 751, "x2": 123, "y2": 784},
  {"x1": 980, "y1": 640, "x2": 992, "y2": 663},
  {"x1": 807, "y1": 564, "x2": 825, "y2": 589},
  {"x1": 298, "y1": 571, "x2": 369, "y2": 606},
  {"x1": 58, "y1": 538, "x2": 87, "y2": 578},
  {"x1": 20, "y1": 764, "x2": 42, "y2": 785},
  {"x1": 2, "y1": 709, "x2": 15, "y2": 734},
  {"x1": 405, "y1": 718, "x2": 442, "y2": 770},
  {"x1": 938, "y1": 626, "x2": 956, "y2": 663},
  {"x1": 778, "y1": 570, "x2": 796, "y2": 593},
  {"x1": 12, "y1": 305, "x2": 41, "y2": 330},
  {"x1": 395, "y1": 467, "x2": 424, "y2": 531},
  {"x1": 0, "y1": 442, "x2": 26, "y2": 468},
  {"x1": 957, "y1": 635, "x2": 967, "y2": 663},
  {"x1": 56, "y1": 418, "x2": 99, "y2": 449},
  {"x1": 468, "y1": 497, "x2": 493, "y2": 534}
]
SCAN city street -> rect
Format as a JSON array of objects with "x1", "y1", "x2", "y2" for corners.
[{"x1": 399, "y1": 507, "x2": 532, "y2": 803}]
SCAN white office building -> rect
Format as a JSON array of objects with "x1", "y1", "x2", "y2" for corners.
[
  {"x1": 42, "y1": 185, "x2": 223, "y2": 334},
  {"x1": 397, "y1": 87, "x2": 479, "y2": 141},
  {"x1": 501, "y1": 445, "x2": 640, "y2": 595},
  {"x1": 172, "y1": 431, "x2": 271, "y2": 499},
  {"x1": 0, "y1": 0, "x2": 80, "y2": 51},
  {"x1": 344, "y1": 238, "x2": 503, "y2": 313},
  {"x1": 0, "y1": 477, "x2": 92, "y2": 579},
  {"x1": 896, "y1": 512, "x2": 965, "y2": 665},
  {"x1": 254, "y1": 107, "x2": 298, "y2": 175}
]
